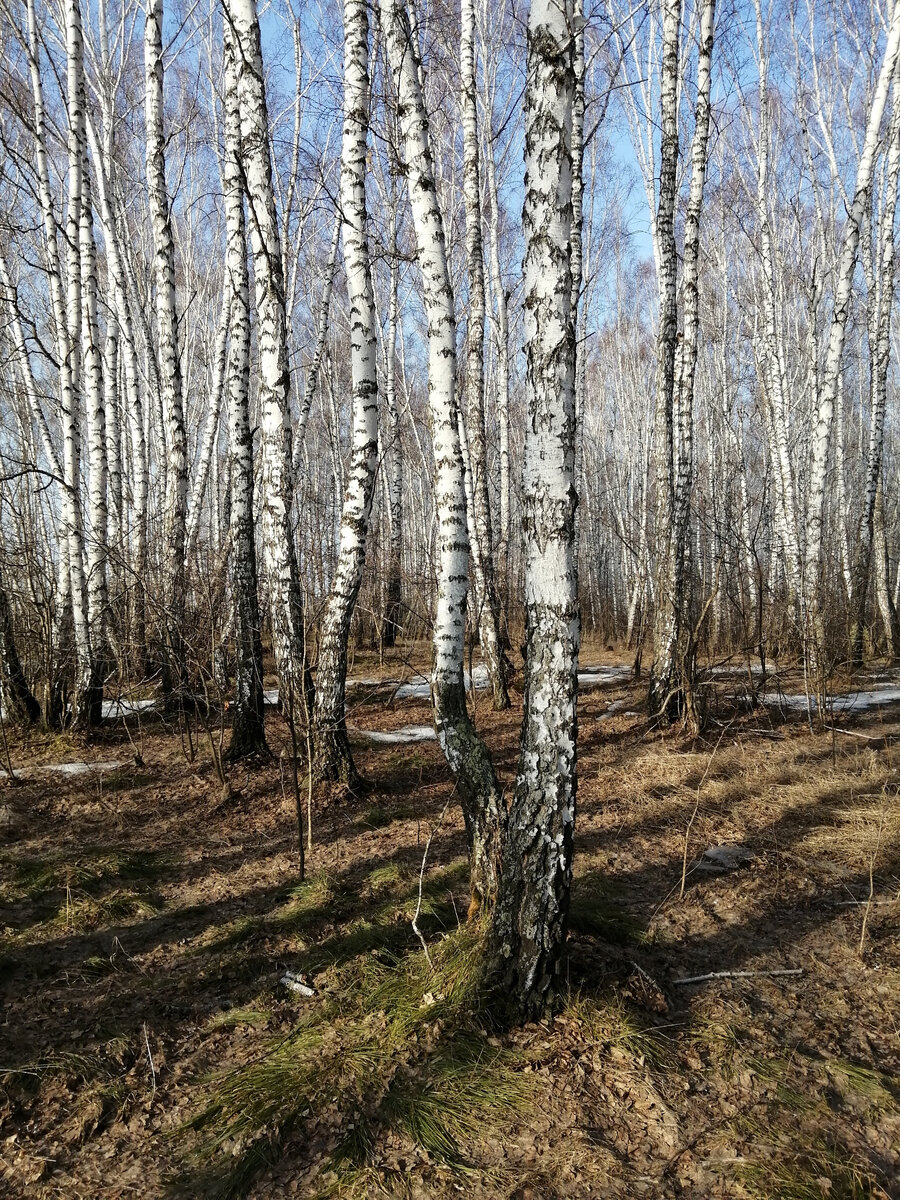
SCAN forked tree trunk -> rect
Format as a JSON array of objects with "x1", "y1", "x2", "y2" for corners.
[
  {"x1": 312, "y1": 0, "x2": 379, "y2": 788},
  {"x1": 381, "y1": 0, "x2": 504, "y2": 911},
  {"x1": 186, "y1": 300, "x2": 230, "y2": 563},
  {"x1": 222, "y1": 22, "x2": 266, "y2": 761},
  {"x1": 483, "y1": 103, "x2": 511, "y2": 601},
  {"x1": 650, "y1": 0, "x2": 715, "y2": 733},
  {"x1": 461, "y1": 0, "x2": 509, "y2": 711},
  {"x1": 224, "y1": 0, "x2": 310, "y2": 716},
  {"x1": 145, "y1": 0, "x2": 188, "y2": 696},
  {"x1": 489, "y1": 0, "x2": 579, "y2": 1021}
]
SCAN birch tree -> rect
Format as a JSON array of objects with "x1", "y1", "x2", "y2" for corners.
[
  {"x1": 461, "y1": 0, "x2": 509, "y2": 711},
  {"x1": 648, "y1": 0, "x2": 716, "y2": 730},
  {"x1": 381, "y1": 0, "x2": 504, "y2": 911},
  {"x1": 312, "y1": 0, "x2": 379, "y2": 787},
  {"x1": 145, "y1": 0, "x2": 188, "y2": 695},
  {"x1": 224, "y1": 0, "x2": 309, "y2": 714},
  {"x1": 222, "y1": 20, "x2": 266, "y2": 760},
  {"x1": 489, "y1": 0, "x2": 579, "y2": 1018},
  {"x1": 803, "y1": 1, "x2": 900, "y2": 667}
]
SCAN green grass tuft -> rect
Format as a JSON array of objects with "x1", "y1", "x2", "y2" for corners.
[{"x1": 180, "y1": 924, "x2": 533, "y2": 1198}]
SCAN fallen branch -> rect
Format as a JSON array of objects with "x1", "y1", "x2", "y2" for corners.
[
  {"x1": 143, "y1": 1023, "x2": 156, "y2": 1095},
  {"x1": 674, "y1": 968, "x2": 803, "y2": 985},
  {"x1": 412, "y1": 791, "x2": 453, "y2": 970}
]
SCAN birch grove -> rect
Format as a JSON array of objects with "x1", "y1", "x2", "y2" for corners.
[{"x1": 2, "y1": 0, "x2": 900, "y2": 1019}]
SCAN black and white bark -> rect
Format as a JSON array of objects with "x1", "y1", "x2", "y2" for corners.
[
  {"x1": 382, "y1": 197, "x2": 404, "y2": 648},
  {"x1": 81, "y1": 156, "x2": 109, "y2": 712},
  {"x1": 804, "y1": 2, "x2": 900, "y2": 662},
  {"x1": 312, "y1": 0, "x2": 379, "y2": 787},
  {"x1": 851, "y1": 68, "x2": 900, "y2": 667},
  {"x1": 381, "y1": 0, "x2": 504, "y2": 910},
  {"x1": 489, "y1": 0, "x2": 579, "y2": 1020},
  {"x1": 461, "y1": 0, "x2": 509, "y2": 711},
  {"x1": 222, "y1": 22, "x2": 266, "y2": 760},
  {"x1": 647, "y1": 0, "x2": 682, "y2": 724},
  {"x1": 649, "y1": 0, "x2": 715, "y2": 731},
  {"x1": 145, "y1": 0, "x2": 188, "y2": 694},
  {"x1": 64, "y1": 0, "x2": 98, "y2": 729},
  {"x1": 293, "y1": 214, "x2": 341, "y2": 471},
  {"x1": 224, "y1": 0, "x2": 309, "y2": 714}
]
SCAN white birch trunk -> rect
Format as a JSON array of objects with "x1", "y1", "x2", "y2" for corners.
[
  {"x1": 461, "y1": 0, "x2": 509, "y2": 711},
  {"x1": 81, "y1": 157, "x2": 109, "y2": 692},
  {"x1": 224, "y1": 0, "x2": 309, "y2": 712},
  {"x1": 803, "y1": 2, "x2": 900, "y2": 659},
  {"x1": 381, "y1": 0, "x2": 503, "y2": 908},
  {"x1": 292, "y1": 215, "x2": 341, "y2": 472},
  {"x1": 312, "y1": 0, "x2": 379, "y2": 787},
  {"x1": 648, "y1": 0, "x2": 682, "y2": 721},
  {"x1": 186, "y1": 299, "x2": 230, "y2": 562},
  {"x1": 145, "y1": 0, "x2": 188, "y2": 692},
  {"x1": 64, "y1": 0, "x2": 97, "y2": 728},
  {"x1": 383, "y1": 201, "x2": 404, "y2": 647},
  {"x1": 223, "y1": 20, "x2": 266, "y2": 759},
  {"x1": 852, "y1": 65, "x2": 900, "y2": 665},
  {"x1": 490, "y1": 0, "x2": 579, "y2": 1019}
]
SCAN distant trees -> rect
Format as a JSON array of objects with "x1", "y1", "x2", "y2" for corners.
[{"x1": 4, "y1": 0, "x2": 900, "y2": 1010}]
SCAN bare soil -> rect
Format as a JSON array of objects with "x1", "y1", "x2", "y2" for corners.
[{"x1": 1, "y1": 646, "x2": 899, "y2": 1198}]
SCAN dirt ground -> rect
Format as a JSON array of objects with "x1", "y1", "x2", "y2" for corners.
[{"x1": 1, "y1": 645, "x2": 899, "y2": 1199}]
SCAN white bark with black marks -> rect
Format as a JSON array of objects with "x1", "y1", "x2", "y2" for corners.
[
  {"x1": 222, "y1": 22, "x2": 266, "y2": 759},
  {"x1": 461, "y1": 0, "x2": 509, "y2": 711},
  {"x1": 381, "y1": 0, "x2": 504, "y2": 909},
  {"x1": 145, "y1": 0, "x2": 188, "y2": 691},
  {"x1": 490, "y1": 0, "x2": 579, "y2": 1019},
  {"x1": 313, "y1": 0, "x2": 379, "y2": 787},
  {"x1": 224, "y1": 0, "x2": 309, "y2": 712}
]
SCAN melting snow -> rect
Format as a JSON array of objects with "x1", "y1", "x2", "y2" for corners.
[
  {"x1": 577, "y1": 664, "x2": 631, "y2": 689},
  {"x1": 761, "y1": 685, "x2": 900, "y2": 714},
  {"x1": 1, "y1": 759, "x2": 124, "y2": 780},
  {"x1": 102, "y1": 698, "x2": 157, "y2": 719},
  {"x1": 354, "y1": 725, "x2": 436, "y2": 745}
]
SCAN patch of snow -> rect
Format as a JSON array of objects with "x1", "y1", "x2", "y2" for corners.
[
  {"x1": 42, "y1": 760, "x2": 124, "y2": 776},
  {"x1": 263, "y1": 689, "x2": 280, "y2": 706},
  {"x1": 761, "y1": 686, "x2": 900, "y2": 714},
  {"x1": 355, "y1": 724, "x2": 436, "y2": 745},
  {"x1": 102, "y1": 698, "x2": 157, "y2": 719},
  {"x1": 0, "y1": 759, "x2": 124, "y2": 780},
  {"x1": 393, "y1": 676, "x2": 431, "y2": 700},
  {"x1": 577, "y1": 664, "x2": 631, "y2": 689}
]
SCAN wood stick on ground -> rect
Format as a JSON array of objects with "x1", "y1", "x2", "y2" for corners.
[{"x1": 674, "y1": 968, "x2": 803, "y2": 985}]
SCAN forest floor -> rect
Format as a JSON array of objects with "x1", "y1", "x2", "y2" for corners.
[{"x1": 1, "y1": 643, "x2": 899, "y2": 1199}]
